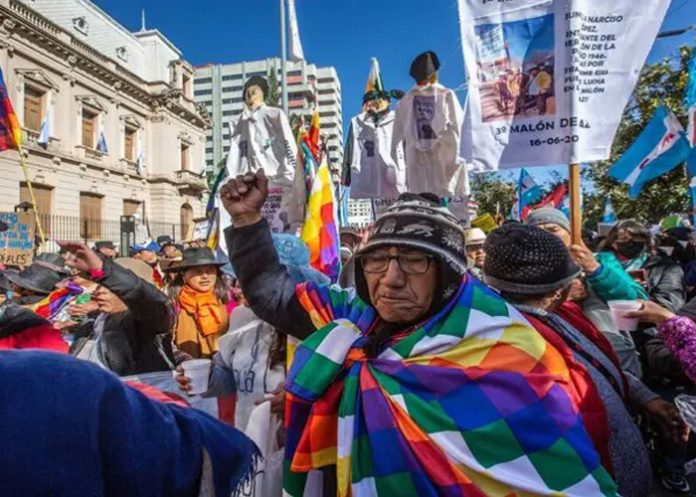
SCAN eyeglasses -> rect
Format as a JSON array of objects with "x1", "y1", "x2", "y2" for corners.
[
  {"x1": 466, "y1": 243, "x2": 485, "y2": 252},
  {"x1": 359, "y1": 253, "x2": 434, "y2": 275}
]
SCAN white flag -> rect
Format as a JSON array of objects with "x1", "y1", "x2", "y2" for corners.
[
  {"x1": 37, "y1": 110, "x2": 50, "y2": 146},
  {"x1": 287, "y1": 0, "x2": 305, "y2": 61}
]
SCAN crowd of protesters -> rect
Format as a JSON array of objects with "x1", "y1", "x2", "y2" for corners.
[{"x1": 6, "y1": 178, "x2": 696, "y2": 496}]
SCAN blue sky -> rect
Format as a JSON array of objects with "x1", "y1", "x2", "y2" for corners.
[{"x1": 93, "y1": 0, "x2": 696, "y2": 185}]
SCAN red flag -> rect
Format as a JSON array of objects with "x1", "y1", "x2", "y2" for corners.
[
  {"x1": 0, "y1": 67, "x2": 22, "y2": 151},
  {"x1": 521, "y1": 183, "x2": 568, "y2": 220}
]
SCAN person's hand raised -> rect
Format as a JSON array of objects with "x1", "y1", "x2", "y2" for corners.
[
  {"x1": 219, "y1": 169, "x2": 269, "y2": 227},
  {"x1": 58, "y1": 241, "x2": 103, "y2": 274}
]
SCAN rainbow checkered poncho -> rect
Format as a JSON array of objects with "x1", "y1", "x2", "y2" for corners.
[{"x1": 285, "y1": 276, "x2": 618, "y2": 497}]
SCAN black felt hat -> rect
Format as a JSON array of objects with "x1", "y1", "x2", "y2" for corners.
[
  {"x1": 5, "y1": 263, "x2": 63, "y2": 295},
  {"x1": 409, "y1": 51, "x2": 440, "y2": 83},
  {"x1": 163, "y1": 247, "x2": 226, "y2": 273},
  {"x1": 95, "y1": 240, "x2": 116, "y2": 250}
]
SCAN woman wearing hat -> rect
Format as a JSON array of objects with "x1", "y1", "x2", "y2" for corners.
[
  {"x1": 166, "y1": 247, "x2": 230, "y2": 359},
  {"x1": 483, "y1": 223, "x2": 687, "y2": 497}
]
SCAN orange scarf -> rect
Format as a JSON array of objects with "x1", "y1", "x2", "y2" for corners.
[{"x1": 178, "y1": 286, "x2": 225, "y2": 337}]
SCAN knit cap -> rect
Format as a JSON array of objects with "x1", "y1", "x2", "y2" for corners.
[
  {"x1": 483, "y1": 223, "x2": 581, "y2": 294},
  {"x1": 526, "y1": 208, "x2": 571, "y2": 233}
]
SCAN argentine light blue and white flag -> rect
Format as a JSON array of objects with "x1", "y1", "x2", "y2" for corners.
[
  {"x1": 97, "y1": 130, "x2": 108, "y2": 154},
  {"x1": 609, "y1": 106, "x2": 690, "y2": 198},
  {"x1": 510, "y1": 168, "x2": 542, "y2": 220},
  {"x1": 686, "y1": 51, "x2": 696, "y2": 177},
  {"x1": 37, "y1": 110, "x2": 50, "y2": 146},
  {"x1": 603, "y1": 198, "x2": 617, "y2": 224}
]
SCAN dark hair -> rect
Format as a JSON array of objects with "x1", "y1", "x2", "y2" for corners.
[
  {"x1": 599, "y1": 219, "x2": 654, "y2": 254},
  {"x1": 166, "y1": 267, "x2": 230, "y2": 305}
]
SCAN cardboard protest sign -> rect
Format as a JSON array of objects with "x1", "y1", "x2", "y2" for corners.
[
  {"x1": 0, "y1": 212, "x2": 35, "y2": 266},
  {"x1": 459, "y1": 0, "x2": 669, "y2": 170},
  {"x1": 471, "y1": 213, "x2": 498, "y2": 234}
]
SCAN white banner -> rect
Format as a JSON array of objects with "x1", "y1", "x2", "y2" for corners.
[
  {"x1": 288, "y1": 0, "x2": 305, "y2": 61},
  {"x1": 458, "y1": 0, "x2": 669, "y2": 170}
]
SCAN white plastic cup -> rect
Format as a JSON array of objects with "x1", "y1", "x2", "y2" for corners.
[
  {"x1": 608, "y1": 300, "x2": 641, "y2": 331},
  {"x1": 181, "y1": 359, "x2": 212, "y2": 395}
]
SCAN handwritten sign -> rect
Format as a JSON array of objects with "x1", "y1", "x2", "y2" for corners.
[{"x1": 0, "y1": 212, "x2": 35, "y2": 266}]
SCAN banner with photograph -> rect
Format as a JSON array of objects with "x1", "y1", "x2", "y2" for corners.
[{"x1": 458, "y1": 0, "x2": 669, "y2": 170}]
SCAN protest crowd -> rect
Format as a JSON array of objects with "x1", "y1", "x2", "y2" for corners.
[{"x1": 4, "y1": 1, "x2": 696, "y2": 496}]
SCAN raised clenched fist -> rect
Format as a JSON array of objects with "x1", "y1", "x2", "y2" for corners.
[{"x1": 219, "y1": 169, "x2": 269, "y2": 227}]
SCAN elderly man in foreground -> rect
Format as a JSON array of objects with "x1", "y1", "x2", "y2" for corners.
[{"x1": 221, "y1": 169, "x2": 619, "y2": 497}]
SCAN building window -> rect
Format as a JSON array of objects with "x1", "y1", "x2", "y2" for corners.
[
  {"x1": 318, "y1": 89, "x2": 334, "y2": 95},
  {"x1": 20, "y1": 182, "x2": 52, "y2": 234},
  {"x1": 318, "y1": 78, "x2": 334, "y2": 84},
  {"x1": 124, "y1": 126, "x2": 136, "y2": 161},
  {"x1": 23, "y1": 86, "x2": 44, "y2": 132},
  {"x1": 205, "y1": 147, "x2": 213, "y2": 154},
  {"x1": 194, "y1": 89, "x2": 212, "y2": 96},
  {"x1": 81, "y1": 109, "x2": 97, "y2": 149},
  {"x1": 123, "y1": 199, "x2": 141, "y2": 216},
  {"x1": 180, "y1": 143, "x2": 190, "y2": 171},
  {"x1": 180, "y1": 203, "x2": 193, "y2": 240},
  {"x1": 80, "y1": 192, "x2": 103, "y2": 239},
  {"x1": 222, "y1": 74, "x2": 242, "y2": 81},
  {"x1": 182, "y1": 74, "x2": 192, "y2": 98},
  {"x1": 195, "y1": 77, "x2": 212, "y2": 85},
  {"x1": 222, "y1": 86, "x2": 242, "y2": 94}
]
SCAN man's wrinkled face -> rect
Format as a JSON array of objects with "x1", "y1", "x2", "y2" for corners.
[
  {"x1": 362, "y1": 246, "x2": 438, "y2": 325},
  {"x1": 93, "y1": 285, "x2": 127, "y2": 314}
]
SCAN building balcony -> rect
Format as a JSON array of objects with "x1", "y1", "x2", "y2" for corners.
[
  {"x1": 75, "y1": 144, "x2": 107, "y2": 162},
  {"x1": 174, "y1": 169, "x2": 207, "y2": 193},
  {"x1": 22, "y1": 128, "x2": 59, "y2": 151},
  {"x1": 119, "y1": 158, "x2": 141, "y2": 176}
]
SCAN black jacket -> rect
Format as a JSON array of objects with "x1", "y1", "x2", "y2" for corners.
[
  {"x1": 643, "y1": 253, "x2": 685, "y2": 313},
  {"x1": 70, "y1": 260, "x2": 175, "y2": 375}
]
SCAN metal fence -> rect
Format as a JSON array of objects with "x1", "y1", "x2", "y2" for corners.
[{"x1": 37, "y1": 214, "x2": 181, "y2": 251}]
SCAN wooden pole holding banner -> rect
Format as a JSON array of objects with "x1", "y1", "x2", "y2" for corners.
[
  {"x1": 17, "y1": 147, "x2": 46, "y2": 246},
  {"x1": 569, "y1": 163, "x2": 582, "y2": 244}
]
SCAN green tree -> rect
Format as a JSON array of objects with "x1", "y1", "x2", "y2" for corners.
[
  {"x1": 584, "y1": 45, "x2": 693, "y2": 225},
  {"x1": 470, "y1": 172, "x2": 516, "y2": 217},
  {"x1": 266, "y1": 70, "x2": 280, "y2": 108}
]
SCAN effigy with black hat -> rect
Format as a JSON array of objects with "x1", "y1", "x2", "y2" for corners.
[
  {"x1": 392, "y1": 50, "x2": 467, "y2": 198},
  {"x1": 344, "y1": 57, "x2": 406, "y2": 200},
  {"x1": 223, "y1": 72, "x2": 305, "y2": 236}
]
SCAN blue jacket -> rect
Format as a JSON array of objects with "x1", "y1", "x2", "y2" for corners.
[{"x1": 0, "y1": 351, "x2": 258, "y2": 497}]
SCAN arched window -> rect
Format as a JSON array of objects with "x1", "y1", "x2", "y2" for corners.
[{"x1": 180, "y1": 203, "x2": 193, "y2": 240}]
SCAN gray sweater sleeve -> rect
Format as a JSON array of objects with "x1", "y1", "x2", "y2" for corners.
[
  {"x1": 625, "y1": 372, "x2": 659, "y2": 408},
  {"x1": 226, "y1": 219, "x2": 315, "y2": 340}
]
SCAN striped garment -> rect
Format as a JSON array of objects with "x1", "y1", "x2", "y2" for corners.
[
  {"x1": 32, "y1": 283, "x2": 83, "y2": 321},
  {"x1": 300, "y1": 160, "x2": 340, "y2": 283},
  {"x1": 285, "y1": 276, "x2": 618, "y2": 497}
]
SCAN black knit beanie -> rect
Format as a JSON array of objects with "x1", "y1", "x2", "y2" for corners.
[
  {"x1": 483, "y1": 223, "x2": 581, "y2": 295},
  {"x1": 354, "y1": 192, "x2": 466, "y2": 307}
]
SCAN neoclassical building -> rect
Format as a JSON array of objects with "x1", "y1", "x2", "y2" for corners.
[{"x1": 0, "y1": 0, "x2": 208, "y2": 247}]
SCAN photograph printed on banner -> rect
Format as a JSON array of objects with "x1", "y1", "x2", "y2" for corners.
[{"x1": 475, "y1": 13, "x2": 555, "y2": 122}]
